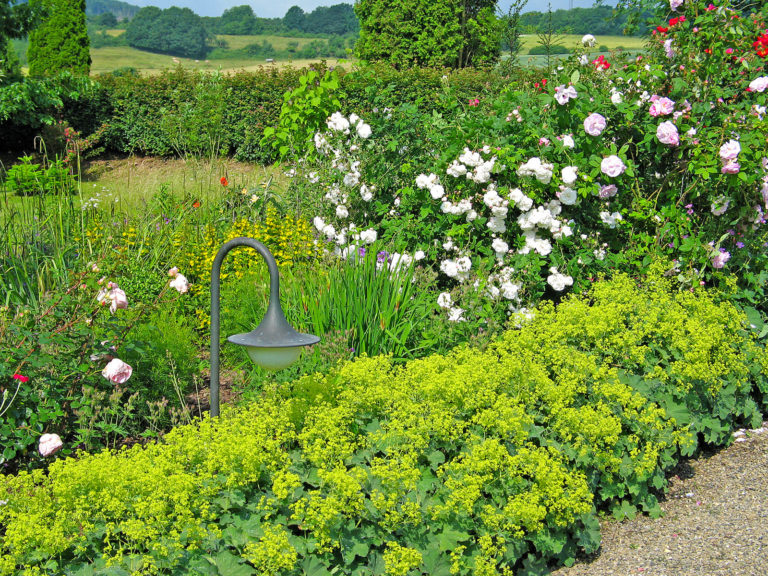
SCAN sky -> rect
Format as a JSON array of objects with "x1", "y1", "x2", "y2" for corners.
[{"x1": 126, "y1": 0, "x2": 612, "y2": 19}]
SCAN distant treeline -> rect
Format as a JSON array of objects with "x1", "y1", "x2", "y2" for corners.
[
  {"x1": 518, "y1": 5, "x2": 648, "y2": 36},
  {"x1": 85, "y1": 0, "x2": 139, "y2": 20}
]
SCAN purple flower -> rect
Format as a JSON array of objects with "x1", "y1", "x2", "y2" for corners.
[
  {"x1": 376, "y1": 250, "x2": 390, "y2": 263},
  {"x1": 711, "y1": 249, "x2": 731, "y2": 269},
  {"x1": 736, "y1": 241, "x2": 745, "y2": 248}
]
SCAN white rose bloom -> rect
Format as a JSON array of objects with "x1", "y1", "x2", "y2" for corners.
[
  {"x1": 429, "y1": 184, "x2": 445, "y2": 200},
  {"x1": 562, "y1": 166, "x2": 579, "y2": 185},
  {"x1": 313, "y1": 216, "x2": 325, "y2": 231},
  {"x1": 414, "y1": 250, "x2": 426, "y2": 261},
  {"x1": 360, "y1": 229, "x2": 378, "y2": 244},
  {"x1": 455, "y1": 256, "x2": 472, "y2": 273},
  {"x1": 466, "y1": 210, "x2": 478, "y2": 222},
  {"x1": 579, "y1": 54, "x2": 589, "y2": 66},
  {"x1": 582, "y1": 34, "x2": 596, "y2": 47},
  {"x1": 322, "y1": 224, "x2": 336, "y2": 239},
  {"x1": 562, "y1": 134, "x2": 575, "y2": 148},
  {"x1": 447, "y1": 306, "x2": 466, "y2": 322},
  {"x1": 599, "y1": 211, "x2": 623, "y2": 228},
  {"x1": 356, "y1": 123, "x2": 372, "y2": 138},
  {"x1": 500, "y1": 281, "x2": 520, "y2": 300},
  {"x1": 343, "y1": 172, "x2": 360, "y2": 187},
  {"x1": 446, "y1": 161, "x2": 468, "y2": 177},
  {"x1": 437, "y1": 292, "x2": 453, "y2": 309},
  {"x1": 610, "y1": 91, "x2": 623, "y2": 105},
  {"x1": 336, "y1": 205, "x2": 349, "y2": 219},
  {"x1": 459, "y1": 148, "x2": 483, "y2": 167},
  {"x1": 487, "y1": 216, "x2": 507, "y2": 234},
  {"x1": 559, "y1": 187, "x2": 578, "y2": 205},
  {"x1": 547, "y1": 267, "x2": 574, "y2": 292},
  {"x1": 440, "y1": 259, "x2": 459, "y2": 278},
  {"x1": 492, "y1": 238, "x2": 509, "y2": 255},
  {"x1": 360, "y1": 184, "x2": 374, "y2": 202}
]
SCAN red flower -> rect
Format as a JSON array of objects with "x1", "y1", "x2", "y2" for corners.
[
  {"x1": 192, "y1": 201, "x2": 200, "y2": 209},
  {"x1": 592, "y1": 55, "x2": 610, "y2": 70},
  {"x1": 669, "y1": 16, "x2": 685, "y2": 26},
  {"x1": 12, "y1": 374, "x2": 29, "y2": 383},
  {"x1": 468, "y1": 98, "x2": 480, "y2": 107},
  {"x1": 754, "y1": 33, "x2": 768, "y2": 57},
  {"x1": 657, "y1": 26, "x2": 669, "y2": 34},
  {"x1": 220, "y1": 176, "x2": 229, "y2": 186}
]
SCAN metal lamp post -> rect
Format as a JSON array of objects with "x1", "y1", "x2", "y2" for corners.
[{"x1": 209, "y1": 237, "x2": 320, "y2": 417}]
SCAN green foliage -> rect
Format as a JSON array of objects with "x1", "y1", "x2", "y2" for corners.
[
  {"x1": 2, "y1": 155, "x2": 75, "y2": 196},
  {"x1": 262, "y1": 67, "x2": 343, "y2": 160},
  {"x1": 218, "y1": 4, "x2": 257, "y2": 35},
  {"x1": 520, "y1": 5, "x2": 646, "y2": 36},
  {"x1": 27, "y1": 0, "x2": 91, "y2": 77},
  {"x1": 528, "y1": 44, "x2": 570, "y2": 55},
  {"x1": 354, "y1": 0, "x2": 501, "y2": 68},
  {"x1": 2, "y1": 271, "x2": 764, "y2": 573},
  {"x1": 124, "y1": 6, "x2": 209, "y2": 59}
]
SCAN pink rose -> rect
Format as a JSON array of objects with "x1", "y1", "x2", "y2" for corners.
[
  {"x1": 168, "y1": 267, "x2": 179, "y2": 277},
  {"x1": 719, "y1": 139, "x2": 741, "y2": 161},
  {"x1": 98, "y1": 286, "x2": 128, "y2": 314},
  {"x1": 600, "y1": 155, "x2": 626, "y2": 178},
  {"x1": 748, "y1": 76, "x2": 768, "y2": 93},
  {"x1": 554, "y1": 85, "x2": 578, "y2": 105},
  {"x1": 721, "y1": 162, "x2": 740, "y2": 174},
  {"x1": 169, "y1": 273, "x2": 189, "y2": 294},
  {"x1": 669, "y1": 0, "x2": 684, "y2": 10},
  {"x1": 656, "y1": 121, "x2": 680, "y2": 146},
  {"x1": 102, "y1": 358, "x2": 133, "y2": 384},
  {"x1": 598, "y1": 184, "x2": 618, "y2": 198},
  {"x1": 649, "y1": 96, "x2": 675, "y2": 117},
  {"x1": 583, "y1": 113, "x2": 607, "y2": 136},
  {"x1": 39, "y1": 433, "x2": 63, "y2": 457}
]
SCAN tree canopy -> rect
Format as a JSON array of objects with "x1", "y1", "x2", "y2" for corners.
[
  {"x1": 124, "y1": 6, "x2": 209, "y2": 59},
  {"x1": 354, "y1": 0, "x2": 500, "y2": 68},
  {"x1": 27, "y1": 0, "x2": 91, "y2": 77}
]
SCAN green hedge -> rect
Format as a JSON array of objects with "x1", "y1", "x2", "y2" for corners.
[{"x1": 2, "y1": 271, "x2": 765, "y2": 575}]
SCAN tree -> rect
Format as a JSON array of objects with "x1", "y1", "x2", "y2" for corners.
[
  {"x1": 283, "y1": 5, "x2": 305, "y2": 32},
  {"x1": 354, "y1": 0, "x2": 500, "y2": 68},
  {"x1": 219, "y1": 5, "x2": 256, "y2": 35},
  {"x1": 27, "y1": 0, "x2": 91, "y2": 77},
  {"x1": 125, "y1": 6, "x2": 209, "y2": 59}
]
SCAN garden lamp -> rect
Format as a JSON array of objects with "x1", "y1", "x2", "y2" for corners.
[{"x1": 209, "y1": 237, "x2": 320, "y2": 417}]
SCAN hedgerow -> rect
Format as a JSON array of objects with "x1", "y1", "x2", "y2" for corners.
[{"x1": 2, "y1": 270, "x2": 764, "y2": 575}]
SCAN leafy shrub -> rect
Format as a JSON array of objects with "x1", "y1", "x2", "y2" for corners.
[
  {"x1": 2, "y1": 272, "x2": 764, "y2": 574},
  {"x1": 528, "y1": 44, "x2": 571, "y2": 55},
  {"x1": 2, "y1": 155, "x2": 75, "y2": 196}
]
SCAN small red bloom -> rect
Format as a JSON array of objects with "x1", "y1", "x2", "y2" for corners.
[
  {"x1": 592, "y1": 55, "x2": 610, "y2": 70},
  {"x1": 12, "y1": 374, "x2": 29, "y2": 383},
  {"x1": 192, "y1": 201, "x2": 201, "y2": 208},
  {"x1": 657, "y1": 26, "x2": 669, "y2": 34},
  {"x1": 220, "y1": 176, "x2": 229, "y2": 186}
]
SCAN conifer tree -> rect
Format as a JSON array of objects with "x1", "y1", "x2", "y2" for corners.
[{"x1": 27, "y1": 0, "x2": 90, "y2": 77}]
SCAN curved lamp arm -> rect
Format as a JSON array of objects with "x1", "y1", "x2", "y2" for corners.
[{"x1": 210, "y1": 237, "x2": 319, "y2": 417}]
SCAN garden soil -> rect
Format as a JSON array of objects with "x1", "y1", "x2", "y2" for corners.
[{"x1": 551, "y1": 424, "x2": 768, "y2": 576}]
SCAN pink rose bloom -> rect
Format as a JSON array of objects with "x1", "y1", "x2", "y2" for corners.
[
  {"x1": 554, "y1": 85, "x2": 578, "y2": 105},
  {"x1": 649, "y1": 96, "x2": 675, "y2": 117},
  {"x1": 748, "y1": 76, "x2": 768, "y2": 93},
  {"x1": 598, "y1": 184, "x2": 618, "y2": 198},
  {"x1": 583, "y1": 113, "x2": 607, "y2": 136},
  {"x1": 600, "y1": 155, "x2": 626, "y2": 177},
  {"x1": 711, "y1": 196, "x2": 730, "y2": 216},
  {"x1": 169, "y1": 273, "x2": 189, "y2": 294},
  {"x1": 664, "y1": 38, "x2": 676, "y2": 59},
  {"x1": 719, "y1": 139, "x2": 741, "y2": 161},
  {"x1": 721, "y1": 162, "x2": 740, "y2": 174},
  {"x1": 711, "y1": 249, "x2": 730, "y2": 269},
  {"x1": 762, "y1": 182, "x2": 768, "y2": 209},
  {"x1": 102, "y1": 358, "x2": 133, "y2": 384},
  {"x1": 168, "y1": 267, "x2": 179, "y2": 277},
  {"x1": 39, "y1": 433, "x2": 63, "y2": 457},
  {"x1": 109, "y1": 288, "x2": 127, "y2": 314},
  {"x1": 669, "y1": 0, "x2": 684, "y2": 10},
  {"x1": 539, "y1": 137, "x2": 551, "y2": 146},
  {"x1": 656, "y1": 121, "x2": 680, "y2": 146}
]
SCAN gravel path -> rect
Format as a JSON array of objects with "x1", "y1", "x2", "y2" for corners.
[{"x1": 551, "y1": 423, "x2": 768, "y2": 576}]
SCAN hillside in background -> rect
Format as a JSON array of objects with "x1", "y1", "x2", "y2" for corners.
[
  {"x1": 86, "y1": 0, "x2": 140, "y2": 19},
  {"x1": 518, "y1": 5, "x2": 647, "y2": 36}
]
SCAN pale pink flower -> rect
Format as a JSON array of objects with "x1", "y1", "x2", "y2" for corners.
[
  {"x1": 598, "y1": 184, "x2": 618, "y2": 198},
  {"x1": 168, "y1": 267, "x2": 179, "y2": 277},
  {"x1": 649, "y1": 96, "x2": 675, "y2": 117},
  {"x1": 719, "y1": 139, "x2": 741, "y2": 161},
  {"x1": 583, "y1": 113, "x2": 607, "y2": 136},
  {"x1": 670, "y1": 0, "x2": 684, "y2": 10},
  {"x1": 711, "y1": 249, "x2": 730, "y2": 269},
  {"x1": 664, "y1": 38, "x2": 676, "y2": 59},
  {"x1": 102, "y1": 358, "x2": 133, "y2": 384},
  {"x1": 169, "y1": 274, "x2": 189, "y2": 294},
  {"x1": 554, "y1": 85, "x2": 578, "y2": 105},
  {"x1": 656, "y1": 121, "x2": 680, "y2": 146},
  {"x1": 98, "y1": 286, "x2": 128, "y2": 314},
  {"x1": 721, "y1": 162, "x2": 740, "y2": 174},
  {"x1": 600, "y1": 155, "x2": 626, "y2": 177},
  {"x1": 748, "y1": 77, "x2": 768, "y2": 93},
  {"x1": 38, "y1": 433, "x2": 63, "y2": 457}
]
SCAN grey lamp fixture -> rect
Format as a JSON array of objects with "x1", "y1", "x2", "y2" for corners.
[{"x1": 209, "y1": 237, "x2": 320, "y2": 417}]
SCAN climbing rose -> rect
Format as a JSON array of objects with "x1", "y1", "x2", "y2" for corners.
[
  {"x1": 719, "y1": 140, "x2": 741, "y2": 161},
  {"x1": 600, "y1": 155, "x2": 626, "y2": 177},
  {"x1": 583, "y1": 113, "x2": 607, "y2": 136},
  {"x1": 656, "y1": 121, "x2": 680, "y2": 146},
  {"x1": 102, "y1": 358, "x2": 133, "y2": 385},
  {"x1": 748, "y1": 77, "x2": 768, "y2": 93},
  {"x1": 38, "y1": 434, "x2": 63, "y2": 457}
]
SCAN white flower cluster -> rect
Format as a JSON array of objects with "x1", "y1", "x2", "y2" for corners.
[
  {"x1": 517, "y1": 157, "x2": 554, "y2": 184},
  {"x1": 416, "y1": 172, "x2": 445, "y2": 200},
  {"x1": 599, "y1": 211, "x2": 623, "y2": 228},
  {"x1": 486, "y1": 266, "x2": 522, "y2": 305},
  {"x1": 446, "y1": 147, "x2": 496, "y2": 183},
  {"x1": 546, "y1": 267, "x2": 574, "y2": 292}
]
